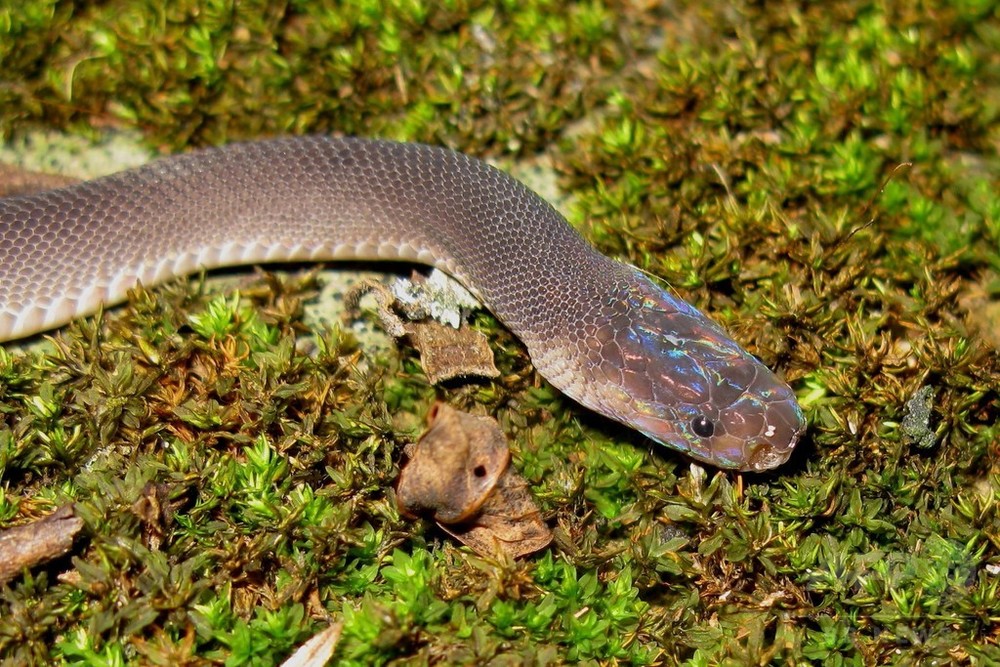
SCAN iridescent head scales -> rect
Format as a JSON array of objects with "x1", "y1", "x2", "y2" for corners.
[{"x1": 562, "y1": 265, "x2": 805, "y2": 471}]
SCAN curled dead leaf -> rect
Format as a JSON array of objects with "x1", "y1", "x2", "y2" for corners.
[
  {"x1": 397, "y1": 403, "x2": 552, "y2": 559},
  {"x1": 397, "y1": 403, "x2": 509, "y2": 523}
]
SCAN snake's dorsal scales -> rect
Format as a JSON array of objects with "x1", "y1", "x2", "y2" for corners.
[{"x1": 0, "y1": 136, "x2": 804, "y2": 470}]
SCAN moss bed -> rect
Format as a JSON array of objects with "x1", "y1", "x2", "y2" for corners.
[{"x1": 1, "y1": 0, "x2": 998, "y2": 664}]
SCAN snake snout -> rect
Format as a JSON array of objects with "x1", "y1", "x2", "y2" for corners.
[{"x1": 719, "y1": 381, "x2": 806, "y2": 471}]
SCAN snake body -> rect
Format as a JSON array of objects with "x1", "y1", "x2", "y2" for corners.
[{"x1": 0, "y1": 136, "x2": 804, "y2": 470}]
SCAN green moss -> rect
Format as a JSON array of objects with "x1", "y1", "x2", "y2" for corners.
[{"x1": 1, "y1": 0, "x2": 999, "y2": 664}]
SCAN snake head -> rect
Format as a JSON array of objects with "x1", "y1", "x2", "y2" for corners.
[{"x1": 570, "y1": 266, "x2": 805, "y2": 472}]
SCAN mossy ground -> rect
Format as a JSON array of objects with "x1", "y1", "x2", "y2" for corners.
[{"x1": 1, "y1": 0, "x2": 999, "y2": 664}]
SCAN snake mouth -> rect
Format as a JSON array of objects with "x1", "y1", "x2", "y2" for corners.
[
  {"x1": 741, "y1": 436, "x2": 798, "y2": 471},
  {"x1": 694, "y1": 430, "x2": 801, "y2": 472},
  {"x1": 624, "y1": 401, "x2": 804, "y2": 471},
  {"x1": 700, "y1": 432, "x2": 798, "y2": 471}
]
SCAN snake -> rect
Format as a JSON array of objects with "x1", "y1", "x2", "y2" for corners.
[{"x1": 0, "y1": 136, "x2": 805, "y2": 471}]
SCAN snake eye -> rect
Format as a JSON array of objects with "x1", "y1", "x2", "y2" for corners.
[{"x1": 692, "y1": 415, "x2": 715, "y2": 438}]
